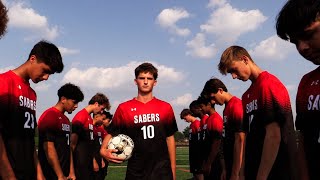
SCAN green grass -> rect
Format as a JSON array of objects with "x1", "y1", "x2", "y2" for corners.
[{"x1": 105, "y1": 146, "x2": 192, "y2": 180}]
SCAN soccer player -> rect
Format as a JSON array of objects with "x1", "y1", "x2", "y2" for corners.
[
  {"x1": 218, "y1": 45, "x2": 297, "y2": 180},
  {"x1": 276, "y1": 1, "x2": 320, "y2": 179},
  {"x1": 0, "y1": 40, "x2": 63, "y2": 179},
  {"x1": 0, "y1": 0, "x2": 8, "y2": 38},
  {"x1": 92, "y1": 111, "x2": 108, "y2": 180},
  {"x1": 201, "y1": 78, "x2": 244, "y2": 180},
  {"x1": 38, "y1": 83, "x2": 84, "y2": 180},
  {"x1": 70, "y1": 93, "x2": 110, "y2": 180},
  {"x1": 196, "y1": 96, "x2": 224, "y2": 180},
  {"x1": 101, "y1": 111, "x2": 113, "y2": 132},
  {"x1": 100, "y1": 62, "x2": 178, "y2": 180},
  {"x1": 180, "y1": 109, "x2": 202, "y2": 180}
]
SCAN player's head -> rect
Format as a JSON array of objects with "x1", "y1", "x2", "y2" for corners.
[
  {"x1": 276, "y1": 0, "x2": 320, "y2": 65},
  {"x1": 180, "y1": 109, "x2": 194, "y2": 123},
  {"x1": 189, "y1": 100, "x2": 203, "y2": 118},
  {"x1": 88, "y1": 93, "x2": 110, "y2": 114},
  {"x1": 0, "y1": 0, "x2": 8, "y2": 39},
  {"x1": 134, "y1": 62, "x2": 158, "y2": 94},
  {"x1": 197, "y1": 96, "x2": 215, "y2": 114},
  {"x1": 201, "y1": 78, "x2": 228, "y2": 106},
  {"x1": 101, "y1": 111, "x2": 113, "y2": 128},
  {"x1": 218, "y1": 45, "x2": 254, "y2": 81},
  {"x1": 135, "y1": 62, "x2": 158, "y2": 80},
  {"x1": 27, "y1": 40, "x2": 64, "y2": 83},
  {"x1": 93, "y1": 110, "x2": 108, "y2": 126},
  {"x1": 57, "y1": 83, "x2": 84, "y2": 114}
]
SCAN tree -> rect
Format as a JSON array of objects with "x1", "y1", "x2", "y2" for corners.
[
  {"x1": 182, "y1": 126, "x2": 190, "y2": 138},
  {"x1": 174, "y1": 131, "x2": 185, "y2": 141}
]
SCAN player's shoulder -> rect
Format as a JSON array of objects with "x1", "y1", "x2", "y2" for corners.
[
  {"x1": 153, "y1": 97, "x2": 172, "y2": 107},
  {"x1": 302, "y1": 66, "x2": 320, "y2": 80}
]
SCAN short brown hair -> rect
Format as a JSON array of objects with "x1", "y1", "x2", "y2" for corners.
[
  {"x1": 180, "y1": 109, "x2": 192, "y2": 119},
  {"x1": 135, "y1": 62, "x2": 158, "y2": 80},
  {"x1": 88, "y1": 93, "x2": 111, "y2": 110},
  {"x1": 218, "y1": 45, "x2": 253, "y2": 75}
]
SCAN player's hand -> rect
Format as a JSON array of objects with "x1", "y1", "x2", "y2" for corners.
[
  {"x1": 100, "y1": 148, "x2": 125, "y2": 163},
  {"x1": 202, "y1": 162, "x2": 211, "y2": 176},
  {"x1": 230, "y1": 175, "x2": 239, "y2": 180},
  {"x1": 220, "y1": 169, "x2": 226, "y2": 180},
  {"x1": 67, "y1": 173, "x2": 76, "y2": 180}
]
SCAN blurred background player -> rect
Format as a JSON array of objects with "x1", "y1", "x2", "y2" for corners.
[
  {"x1": 102, "y1": 111, "x2": 113, "y2": 132},
  {"x1": 70, "y1": 93, "x2": 110, "y2": 180},
  {"x1": 100, "y1": 62, "x2": 178, "y2": 180},
  {"x1": 196, "y1": 96, "x2": 225, "y2": 180},
  {"x1": 0, "y1": 40, "x2": 63, "y2": 179},
  {"x1": 180, "y1": 109, "x2": 202, "y2": 180},
  {"x1": 0, "y1": 0, "x2": 8, "y2": 38},
  {"x1": 38, "y1": 83, "x2": 84, "y2": 180},
  {"x1": 92, "y1": 111, "x2": 109, "y2": 180},
  {"x1": 276, "y1": 0, "x2": 320, "y2": 179},
  {"x1": 218, "y1": 45, "x2": 297, "y2": 180},
  {"x1": 201, "y1": 78, "x2": 244, "y2": 180}
]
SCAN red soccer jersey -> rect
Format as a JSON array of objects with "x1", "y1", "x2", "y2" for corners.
[
  {"x1": 296, "y1": 66, "x2": 320, "y2": 179},
  {"x1": 38, "y1": 107, "x2": 71, "y2": 179},
  {"x1": 202, "y1": 112, "x2": 223, "y2": 157},
  {"x1": 0, "y1": 70, "x2": 37, "y2": 179},
  {"x1": 108, "y1": 97, "x2": 178, "y2": 180},
  {"x1": 222, "y1": 96, "x2": 243, "y2": 177},
  {"x1": 242, "y1": 71, "x2": 294, "y2": 180},
  {"x1": 72, "y1": 108, "x2": 95, "y2": 179}
]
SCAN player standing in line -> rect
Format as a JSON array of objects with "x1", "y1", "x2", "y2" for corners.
[
  {"x1": 201, "y1": 78, "x2": 245, "y2": 180},
  {"x1": 0, "y1": 40, "x2": 63, "y2": 179},
  {"x1": 0, "y1": 0, "x2": 8, "y2": 38},
  {"x1": 188, "y1": 100, "x2": 210, "y2": 180},
  {"x1": 101, "y1": 111, "x2": 113, "y2": 132},
  {"x1": 196, "y1": 96, "x2": 224, "y2": 180},
  {"x1": 276, "y1": 1, "x2": 320, "y2": 179},
  {"x1": 92, "y1": 111, "x2": 108, "y2": 180},
  {"x1": 100, "y1": 62, "x2": 178, "y2": 180},
  {"x1": 70, "y1": 93, "x2": 110, "y2": 180},
  {"x1": 218, "y1": 45, "x2": 297, "y2": 180},
  {"x1": 38, "y1": 83, "x2": 84, "y2": 180},
  {"x1": 180, "y1": 109, "x2": 202, "y2": 180}
]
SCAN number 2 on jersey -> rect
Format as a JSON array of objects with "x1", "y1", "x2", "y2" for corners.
[
  {"x1": 24, "y1": 112, "x2": 35, "y2": 129},
  {"x1": 141, "y1": 125, "x2": 155, "y2": 139}
]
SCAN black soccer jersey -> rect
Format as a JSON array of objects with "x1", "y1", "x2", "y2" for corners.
[
  {"x1": 108, "y1": 98, "x2": 178, "y2": 180},
  {"x1": 0, "y1": 71, "x2": 37, "y2": 179},
  {"x1": 296, "y1": 66, "x2": 320, "y2": 180},
  {"x1": 38, "y1": 107, "x2": 71, "y2": 179},
  {"x1": 188, "y1": 120, "x2": 201, "y2": 173},
  {"x1": 242, "y1": 71, "x2": 294, "y2": 180}
]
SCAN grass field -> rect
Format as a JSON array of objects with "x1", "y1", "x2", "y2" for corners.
[{"x1": 105, "y1": 146, "x2": 192, "y2": 180}]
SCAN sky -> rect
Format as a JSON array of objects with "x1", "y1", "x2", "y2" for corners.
[{"x1": 0, "y1": 0, "x2": 317, "y2": 132}]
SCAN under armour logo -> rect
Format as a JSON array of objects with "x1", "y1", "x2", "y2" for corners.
[
  {"x1": 311, "y1": 80, "x2": 319, "y2": 86},
  {"x1": 58, "y1": 117, "x2": 62, "y2": 119},
  {"x1": 18, "y1": 85, "x2": 21, "y2": 89},
  {"x1": 247, "y1": 94, "x2": 250, "y2": 98},
  {"x1": 131, "y1": 108, "x2": 137, "y2": 111}
]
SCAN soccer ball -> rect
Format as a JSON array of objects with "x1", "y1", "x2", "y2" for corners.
[{"x1": 108, "y1": 134, "x2": 134, "y2": 161}]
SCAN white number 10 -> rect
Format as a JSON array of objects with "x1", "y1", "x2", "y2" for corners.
[{"x1": 141, "y1": 125, "x2": 154, "y2": 139}]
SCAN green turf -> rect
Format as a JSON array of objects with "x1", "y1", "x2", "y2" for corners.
[{"x1": 105, "y1": 146, "x2": 192, "y2": 180}]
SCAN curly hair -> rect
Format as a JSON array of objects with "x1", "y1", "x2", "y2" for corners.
[{"x1": 0, "y1": 0, "x2": 8, "y2": 38}]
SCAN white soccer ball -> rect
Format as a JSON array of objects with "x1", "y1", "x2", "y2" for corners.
[{"x1": 108, "y1": 134, "x2": 134, "y2": 161}]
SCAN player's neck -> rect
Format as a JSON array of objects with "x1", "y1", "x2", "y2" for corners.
[
  {"x1": 136, "y1": 93, "x2": 154, "y2": 103},
  {"x1": 54, "y1": 103, "x2": 65, "y2": 114},
  {"x1": 12, "y1": 63, "x2": 30, "y2": 83}
]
